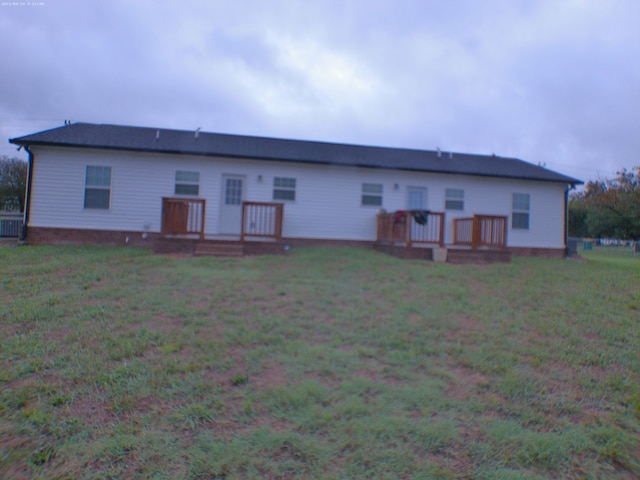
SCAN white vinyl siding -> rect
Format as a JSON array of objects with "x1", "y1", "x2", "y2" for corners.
[
  {"x1": 27, "y1": 146, "x2": 567, "y2": 248},
  {"x1": 273, "y1": 177, "x2": 296, "y2": 201},
  {"x1": 445, "y1": 188, "x2": 464, "y2": 210},
  {"x1": 175, "y1": 171, "x2": 200, "y2": 196},
  {"x1": 361, "y1": 183, "x2": 383, "y2": 206},
  {"x1": 512, "y1": 193, "x2": 530, "y2": 230},
  {"x1": 84, "y1": 166, "x2": 111, "y2": 209}
]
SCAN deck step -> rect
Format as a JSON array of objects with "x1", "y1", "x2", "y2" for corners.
[
  {"x1": 194, "y1": 242, "x2": 244, "y2": 257},
  {"x1": 446, "y1": 248, "x2": 511, "y2": 264}
]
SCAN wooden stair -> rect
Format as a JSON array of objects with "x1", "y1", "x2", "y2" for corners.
[
  {"x1": 194, "y1": 242, "x2": 244, "y2": 257},
  {"x1": 446, "y1": 248, "x2": 511, "y2": 264}
]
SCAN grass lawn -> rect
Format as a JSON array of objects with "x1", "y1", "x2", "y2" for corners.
[{"x1": 1, "y1": 244, "x2": 639, "y2": 479}]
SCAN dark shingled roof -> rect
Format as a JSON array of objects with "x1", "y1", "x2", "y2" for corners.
[{"x1": 10, "y1": 122, "x2": 582, "y2": 185}]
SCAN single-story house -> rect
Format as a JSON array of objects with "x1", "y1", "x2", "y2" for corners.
[{"x1": 10, "y1": 122, "x2": 582, "y2": 260}]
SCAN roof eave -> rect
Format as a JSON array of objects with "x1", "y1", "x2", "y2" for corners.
[{"x1": 10, "y1": 137, "x2": 583, "y2": 185}]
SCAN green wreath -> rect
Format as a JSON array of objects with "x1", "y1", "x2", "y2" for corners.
[{"x1": 411, "y1": 210, "x2": 429, "y2": 225}]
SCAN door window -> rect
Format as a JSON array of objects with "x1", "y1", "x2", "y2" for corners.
[
  {"x1": 407, "y1": 188, "x2": 427, "y2": 209},
  {"x1": 225, "y1": 178, "x2": 243, "y2": 205}
]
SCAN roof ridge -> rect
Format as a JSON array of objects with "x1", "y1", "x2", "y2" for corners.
[{"x1": 9, "y1": 122, "x2": 582, "y2": 185}]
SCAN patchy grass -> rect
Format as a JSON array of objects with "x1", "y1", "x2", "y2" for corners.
[{"x1": 1, "y1": 245, "x2": 639, "y2": 479}]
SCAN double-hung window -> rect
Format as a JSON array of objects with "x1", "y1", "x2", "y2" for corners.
[
  {"x1": 273, "y1": 177, "x2": 296, "y2": 201},
  {"x1": 512, "y1": 193, "x2": 530, "y2": 229},
  {"x1": 362, "y1": 183, "x2": 383, "y2": 206},
  {"x1": 445, "y1": 188, "x2": 464, "y2": 210},
  {"x1": 84, "y1": 166, "x2": 111, "y2": 210},
  {"x1": 175, "y1": 171, "x2": 200, "y2": 196}
]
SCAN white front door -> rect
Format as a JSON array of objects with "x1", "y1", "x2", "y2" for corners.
[
  {"x1": 220, "y1": 175, "x2": 245, "y2": 234},
  {"x1": 407, "y1": 187, "x2": 427, "y2": 210},
  {"x1": 407, "y1": 187, "x2": 428, "y2": 242}
]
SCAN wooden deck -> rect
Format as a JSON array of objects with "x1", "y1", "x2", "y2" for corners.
[
  {"x1": 376, "y1": 210, "x2": 445, "y2": 247},
  {"x1": 374, "y1": 211, "x2": 511, "y2": 263},
  {"x1": 445, "y1": 246, "x2": 511, "y2": 264},
  {"x1": 156, "y1": 237, "x2": 512, "y2": 263},
  {"x1": 453, "y1": 215, "x2": 507, "y2": 249},
  {"x1": 155, "y1": 206, "x2": 511, "y2": 263},
  {"x1": 161, "y1": 198, "x2": 284, "y2": 244},
  {"x1": 158, "y1": 197, "x2": 286, "y2": 256},
  {"x1": 154, "y1": 237, "x2": 287, "y2": 257}
]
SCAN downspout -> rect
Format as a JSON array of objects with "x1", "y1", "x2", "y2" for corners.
[
  {"x1": 564, "y1": 183, "x2": 573, "y2": 257},
  {"x1": 20, "y1": 145, "x2": 34, "y2": 242}
]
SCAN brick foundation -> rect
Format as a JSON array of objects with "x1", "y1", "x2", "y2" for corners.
[
  {"x1": 508, "y1": 247, "x2": 566, "y2": 259},
  {"x1": 447, "y1": 248, "x2": 512, "y2": 264},
  {"x1": 26, "y1": 226, "x2": 160, "y2": 248},
  {"x1": 373, "y1": 243, "x2": 433, "y2": 260},
  {"x1": 153, "y1": 236, "x2": 199, "y2": 255},
  {"x1": 24, "y1": 227, "x2": 568, "y2": 261},
  {"x1": 282, "y1": 237, "x2": 375, "y2": 249}
]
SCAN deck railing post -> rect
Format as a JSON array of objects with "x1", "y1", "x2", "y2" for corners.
[
  {"x1": 390, "y1": 214, "x2": 395, "y2": 242},
  {"x1": 240, "y1": 202, "x2": 247, "y2": 241},
  {"x1": 472, "y1": 216, "x2": 479, "y2": 249},
  {"x1": 276, "y1": 203, "x2": 283, "y2": 241},
  {"x1": 502, "y1": 217, "x2": 507, "y2": 248},
  {"x1": 453, "y1": 218, "x2": 457, "y2": 245},
  {"x1": 200, "y1": 200, "x2": 206, "y2": 239}
]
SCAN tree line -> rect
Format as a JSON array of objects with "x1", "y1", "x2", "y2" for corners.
[
  {"x1": 0, "y1": 156, "x2": 27, "y2": 212},
  {"x1": 569, "y1": 166, "x2": 640, "y2": 241}
]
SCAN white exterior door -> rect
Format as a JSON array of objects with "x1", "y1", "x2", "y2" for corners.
[
  {"x1": 407, "y1": 187, "x2": 427, "y2": 210},
  {"x1": 220, "y1": 175, "x2": 244, "y2": 234},
  {"x1": 407, "y1": 187, "x2": 428, "y2": 242}
]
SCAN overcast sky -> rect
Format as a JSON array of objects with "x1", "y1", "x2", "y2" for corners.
[{"x1": 1, "y1": 0, "x2": 638, "y2": 182}]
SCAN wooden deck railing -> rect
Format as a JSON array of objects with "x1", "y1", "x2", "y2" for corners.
[
  {"x1": 453, "y1": 215, "x2": 507, "y2": 249},
  {"x1": 241, "y1": 201, "x2": 284, "y2": 241},
  {"x1": 161, "y1": 197, "x2": 206, "y2": 239},
  {"x1": 452, "y1": 217, "x2": 474, "y2": 246},
  {"x1": 376, "y1": 210, "x2": 445, "y2": 247}
]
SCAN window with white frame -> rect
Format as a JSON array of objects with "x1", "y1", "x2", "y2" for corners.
[
  {"x1": 512, "y1": 193, "x2": 530, "y2": 229},
  {"x1": 273, "y1": 177, "x2": 296, "y2": 201},
  {"x1": 445, "y1": 188, "x2": 464, "y2": 210},
  {"x1": 84, "y1": 166, "x2": 111, "y2": 209},
  {"x1": 362, "y1": 183, "x2": 383, "y2": 206},
  {"x1": 175, "y1": 171, "x2": 200, "y2": 196}
]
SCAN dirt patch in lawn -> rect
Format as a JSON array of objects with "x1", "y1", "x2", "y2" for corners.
[
  {"x1": 444, "y1": 315, "x2": 483, "y2": 347},
  {"x1": 67, "y1": 395, "x2": 118, "y2": 427},
  {"x1": 445, "y1": 365, "x2": 489, "y2": 402}
]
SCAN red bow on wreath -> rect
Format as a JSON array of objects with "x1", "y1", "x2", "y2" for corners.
[
  {"x1": 393, "y1": 210, "x2": 430, "y2": 225},
  {"x1": 394, "y1": 210, "x2": 406, "y2": 223}
]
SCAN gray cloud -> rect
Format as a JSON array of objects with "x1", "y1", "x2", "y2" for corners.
[{"x1": 1, "y1": 0, "x2": 638, "y2": 182}]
